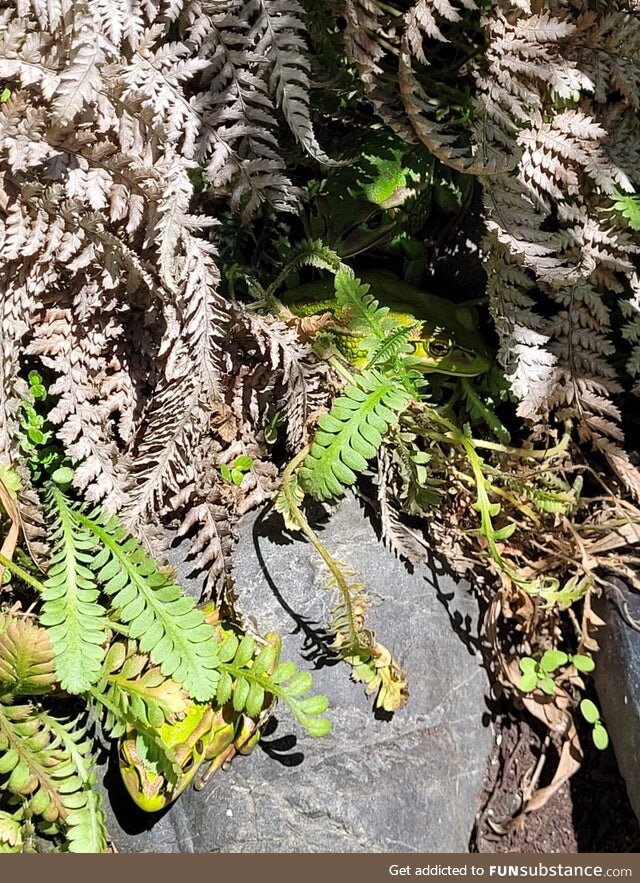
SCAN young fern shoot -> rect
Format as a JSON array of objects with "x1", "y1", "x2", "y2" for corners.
[{"x1": 277, "y1": 449, "x2": 409, "y2": 713}]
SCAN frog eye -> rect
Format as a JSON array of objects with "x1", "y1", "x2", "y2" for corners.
[
  {"x1": 119, "y1": 742, "x2": 132, "y2": 764},
  {"x1": 185, "y1": 740, "x2": 205, "y2": 767},
  {"x1": 426, "y1": 337, "x2": 453, "y2": 359}
]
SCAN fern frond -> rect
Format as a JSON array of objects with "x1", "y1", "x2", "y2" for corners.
[
  {"x1": 266, "y1": 239, "x2": 343, "y2": 298},
  {"x1": 51, "y1": 22, "x2": 106, "y2": 125},
  {"x1": 364, "y1": 322, "x2": 420, "y2": 370},
  {"x1": 0, "y1": 810, "x2": 24, "y2": 853},
  {"x1": 460, "y1": 376, "x2": 511, "y2": 445},
  {"x1": 73, "y1": 506, "x2": 220, "y2": 702},
  {"x1": 333, "y1": 267, "x2": 395, "y2": 339},
  {"x1": 0, "y1": 700, "x2": 94, "y2": 834},
  {"x1": 300, "y1": 370, "x2": 411, "y2": 500},
  {"x1": 327, "y1": 563, "x2": 409, "y2": 713},
  {"x1": 253, "y1": 0, "x2": 333, "y2": 164},
  {"x1": 90, "y1": 640, "x2": 190, "y2": 740},
  {"x1": 216, "y1": 624, "x2": 330, "y2": 737},
  {"x1": 274, "y1": 471, "x2": 305, "y2": 531},
  {"x1": 343, "y1": 641, "x2": 410, "y2": 714},
  {"x1": 245, "y1": 312, "x2": 316, "y2": 450},
  {"x1": 382, "y1": 431, "x2": 443, "y2": 516},
  {"x1": 613, "y1": 189, "x2": 640, "y2": 230},
  {"x1": 0, "y1": 614, "x2": 57, "y2": 697},
  {"x1": 39, "y1": 483, "x2": 109, "y2": 695},
  {"x1": 279, "y1": 450, "x2": 407, "y2": 712},
  {"x1": 38, "y1": 712, "x2": 107, "y2": 854},
  {"x1": 526, "y1": 485, "x2": 577, "y2": 516},
  {"x1": 194, "y1": 2, "x2": 297, "y2": 220}
]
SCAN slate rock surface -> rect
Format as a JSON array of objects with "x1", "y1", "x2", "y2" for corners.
[
  {"x1": 594, "y1": 580, "x2": 640, "y2": 822},
  {"x1": 101, "y1": 497, "x2": 492, "y2": 853}
]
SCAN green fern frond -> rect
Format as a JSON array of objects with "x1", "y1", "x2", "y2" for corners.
[
  {"x1": 38, "y1": 713, "x2": 107, "y2": 853},
  {"x1": 91, "y1": 640, "x2": 190, "y2": 739},
  {"x1": 324, "y1": 562, "x2": 372, "y2": 655},
  {"x1": 613, "y1": 189, "x2": 640, "y2": 230},
  {"x1": 524, "y1": 471, "x2": 582, "y2": 516},
  {"x1": 0, "y1": 700, "x2": 76, "y2": 827},
  {"x1": 274, "y1": 472, "x2": 305, "y2": 531},
  {"x1": 0, "y1": 810, "x2": 24, "y2": 853},
  {"x1": 386, "y1": 431, "x2": 444, "y2": 513},
  {"x1": 0, "y1": 615, "x2": 57, "y2": 697},
  {"x1": 216, "y1": 632, "x2": 330, "y2": 738},
  {"x1": 39, "y1": 484, "x2": 109, "y2": 694},
  {"x1": 460, "y1": 377, "x2": 511, "y2": 445},
  {"x1": 300, "y1": 370, "x2": 411, "y2": 500},
  {"x1": 334, "y1": 267, "x2": 395, "y2": 342},
  {"x1": 364, "y1": 322, "x2": 420, "y2": 370},
  {"x1": 332, "y1": 268, "x2": 422, "y2": 394},
  {"x1": 64, "y1": 789, "x2": 106, "y2": 854},
  {"x1": 267, "y1": 239, "x2": 344, "y2": 298},
  {"x1": 278, "y1": 450, "x2": 408, "y2": 712},
  {"x1": 71, "y1": 507, "x2": 220, "y2": 702},
  {"x1": 327, "y1": 569, "x2": 409, "y2": 712},
  {"x1": 526, "y1": 485, "x2": 577, "y2": 515},
  {"x1": 344, "y1": 643, "x2": 409, "y2": 714}
]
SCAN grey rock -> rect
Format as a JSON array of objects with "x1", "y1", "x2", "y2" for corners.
[
  {"x1": 101, "y1": 496, "x2": 492, "y2": 853},
  {"x1": 594, "y1": 581, "x2": 640, "y2": 822}
]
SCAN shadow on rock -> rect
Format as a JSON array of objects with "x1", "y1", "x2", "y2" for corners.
[
  {"x1": 259, "y1": 715, "x2": 305, "y2": 767},
  {"x1": 253, "y1": 507, "x2": 340, "y2": 670},
  {"x1": 428, "y1": 566, "x2": 481, "y2": 658}
]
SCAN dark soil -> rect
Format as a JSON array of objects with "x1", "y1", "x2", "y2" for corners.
[{"x1": 472, "y1": 708, "x2": 640, "y2": 853}]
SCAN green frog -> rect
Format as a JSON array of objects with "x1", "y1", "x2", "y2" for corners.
[
  {"x1": 305, "y1": 129, "x2": 434, "y2": 261},
  {"x1": 118, "y1": 702, "x2": 247, "y2": 812},
  {"x1": 118, "y1": 608, "x2": 277, "y2": 812},
  {"x1": 283, "y1": 269, "x2": 491, "y2": 377}
]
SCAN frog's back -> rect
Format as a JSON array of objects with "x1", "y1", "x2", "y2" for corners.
[
  {"x1": 283, "y1": 271, "x2": 476, "y2": 336},
  {"x1": 356, "y1": 271, "x2": 466, "y2": 327}
]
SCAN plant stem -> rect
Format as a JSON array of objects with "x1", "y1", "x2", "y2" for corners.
[
  {"x1": 281, "y1": 447, "x2": 367, "y2": 651},
  {"x1": 0, "y1": 552, "x2": 46, "y2": 593},
  {"x1": 471, "y1": 430, "x2": 572, "y2": 460}
]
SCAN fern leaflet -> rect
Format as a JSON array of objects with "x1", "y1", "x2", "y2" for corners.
[
  {"x1": 0, "y1": 615, "x2": 57, "y2": 697},
  {"x1": 39, "y1": 483, "x2": 109, "y2": 694},
  {"x1": 266, "y1": 239, "x2": 344, "y2": 299},
  {"x1": 90, "y1": 640, "x2": 190, "y2": 739},
  {"x1": 39, "y1": 713, "x2": 107, "y2": 854},
  {"x1": 74, "y1": 507, "x2": 220, "y2": 702},
  {"x1": 214, "y1": 627, "x2": 330, "y2": 737},
  {"x1": 300, "y1": 370, "x2": 411, "y2": 500}
]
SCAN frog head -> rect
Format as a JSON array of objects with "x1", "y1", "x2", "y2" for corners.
[
  {"x1": 118, "y1": 608, "x2": 280, "y2": 813},
  {"x1": 404, "y1": 309, "x2": 492, "y2": 377},
  {"x1": 284, "y1": 271, "x2": 491, "y2": 378},
  {"x1": 119, "y1": 703, "x2": 237, "y2": 813},
  {"x1": 359, "y1": 271, "x2": 491, "y2": 377}
]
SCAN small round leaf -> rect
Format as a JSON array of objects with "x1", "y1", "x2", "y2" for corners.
[
  {"x1": 592, "y1": 723, "x2": 609, "y2": 751},
  {"x1": 519, "y1": 657, "x2": 537, "y2": 674},
  {"x1": 519, "y1": 672, "x2": 538, "y2": 693},
  {"x1": 580, "y1": 698, "x2": 600, "y2": 724},
  {"x1": 572, "y1": 654, "x2": 595, "y2": 673},
  {"x1": 540, "y1": 650, "x2": 568, "y2": 672},
  {"x1": 51, "y1": 466, "x2": 74, "y2": 486}
]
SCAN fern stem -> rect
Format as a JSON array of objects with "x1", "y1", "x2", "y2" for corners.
[
  {"x1": 415, "y1": 404, "x2": 571, "y2": 461},
  {"x1": 452, "y1": 467, "x2": 542, "y2": 527},
  {"x1": 282, "y1": 447, "x2": 366, "y2": 651},
  {"x1": 327, "y1": 355, "x2": 356, "y2": 384},
  {"x1": 0, "y1": 552, "x2": 46, "y2": 593},
  {"x1": 470, "y1": 428, "x2": 572, "y2": 460},
  {"x1": 412, "y1": 404, "x2": 530, "y2": 583},
  {"x1": 374, "y1": 0, "x2": 403, "y2": 16}
]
